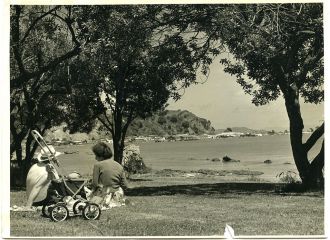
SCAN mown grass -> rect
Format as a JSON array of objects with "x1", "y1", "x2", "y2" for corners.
[{"x1": 10, "y1": 180, "x2": 324, "y2": 237}]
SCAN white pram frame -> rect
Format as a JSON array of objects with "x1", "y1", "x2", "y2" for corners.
[{"x1": 30, "y1": 130, "x2": 101, "y2": 222}]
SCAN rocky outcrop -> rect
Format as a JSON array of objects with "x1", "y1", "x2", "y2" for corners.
[
  {"x1": 127, "y1": 109, "x2": 215, "y2": 136},
  {"x1": 222, "y1": 156, "x2": 240, "y2": 163}
]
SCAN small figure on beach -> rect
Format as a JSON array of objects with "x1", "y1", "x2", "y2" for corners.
[{"x1": 89, "y1": 142, "x2": 129, "y2": 209}]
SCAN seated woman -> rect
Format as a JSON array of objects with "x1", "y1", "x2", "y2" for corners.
[
  {"x1": 89, "y1": 142, "x2": 129, "y2": 209},
  {"x1": 17, "y1": 146, "x2": 61, "y2": 211}
]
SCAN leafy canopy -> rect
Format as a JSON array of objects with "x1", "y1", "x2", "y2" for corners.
[
  {"x1": 177, "y1": 4, "x2": 323, "y2": 106},
  {"x1": 218, "y1": 4, "x2": 324, "y2": 106},
  {"x1": 67, "y1": 5, "x2": 213, "y2": 133}
]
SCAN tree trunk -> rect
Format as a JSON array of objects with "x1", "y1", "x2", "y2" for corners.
[
  {"x1": 12, "y1": 136, "x2": 25, "y2": 187},
  {"x1": 283, "y1": 83, "x2": 324, "y2": 189},
  {"x1": 113, "y1": 137, "x2": 124, "y2": 164},
  {"x1": 306, "y1": 141, "x2": 324, "y2": 189},
  {"x1": 284, "y1": 84, "x2": 311, "y2": 185},
  {"x1": 113, "y1": 109, "x2": 124, "y2": 164}
]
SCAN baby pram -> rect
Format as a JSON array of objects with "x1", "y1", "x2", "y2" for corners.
[{"x1": 31, "y1": 130, "x2": 101, "y2": 222}]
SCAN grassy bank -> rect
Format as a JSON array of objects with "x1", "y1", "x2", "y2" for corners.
[{"x1": 10, "y1": 178, "x2": 324, "y2": 237}]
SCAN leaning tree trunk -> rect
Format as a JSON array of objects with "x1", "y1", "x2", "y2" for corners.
[
  {"x1": 284, "y1": 83, "x2": 324, "y2": 188},
  {"x1": 285, "y1": 85, "x2": 309, "y2": 182}
]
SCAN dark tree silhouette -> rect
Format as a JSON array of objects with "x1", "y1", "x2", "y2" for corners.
[
  {"x1": 187, "y1": 4, "x2": 324, "y2": 187},
  {"x1": 66, "y1": 6, "x2": 215, "y2": 164},
  {"x1": 10, "y1": 6, "x2": 82, "y2": 182}
]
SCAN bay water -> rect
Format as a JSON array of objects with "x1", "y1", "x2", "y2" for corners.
[{"x1": 55, "y1": 134, "x2": 322, "y2": 182}]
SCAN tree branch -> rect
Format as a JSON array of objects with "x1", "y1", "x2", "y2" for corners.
[
  {"x1": 97, "y1": 114, "x2": 114, "y2": 136},
  {"x1": 11, "y1": 6, "x2": 26, "y2": 75},
  {"x1": 103, "y1": 111, "x2": 114, "y2": 131},
  {"x1": 304, "y1": 122, "x2": 324, "y2": 153},
  {"x1": 12, "y1": 46, "x2": 81, "y2": 88},
  {"x1": 21, "y1": 6, "x2": 61, "y2": 44},
  {"x1": 105, "y1": 92, "x2": 115, "y2": 112},
  {"x1": 49, "y1": 8, "x2": 80, "y2": 46},
  {"x1": 37, "y1": 88, "x2": 68, "y2": 105},
  {"x1": 310, "y1": 140, "x2": 324, "y2": 165},
  {"x1": 31, "y1": 72, "x2": 50, "y2": 97},
  {"x1": 12, "y1": 6, "x2": 81, "y2": 88},
  {"x1": 271, "y1": 59, "x2": 289, "y2": 96},
  {"x1": 297, "y1": 50, "x2": 323, "y2": 89},
  {"x1": 22, "y1": 86, "x2": 35, "y2": 124}
]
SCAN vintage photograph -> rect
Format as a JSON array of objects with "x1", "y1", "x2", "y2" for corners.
[{"x1": 8, "y1": 3, "x2": 324, "y2": 238}]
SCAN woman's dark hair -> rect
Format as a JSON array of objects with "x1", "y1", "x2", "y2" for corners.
[{"x1": 92, "y1": 142, "x2": 113, "y2": 159}]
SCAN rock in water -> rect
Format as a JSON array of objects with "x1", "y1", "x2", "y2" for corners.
[
  {"x1": 211, "y1": 158, "x2": 221, "y2": 162},
  {"x1": 222, "y1": 155, "x2": 232, "y2": 162},
  {"x1": 222, "y1": 155, "x2": 240, "y2": 163},
  {"x1": 264, "y1": 159, "x2": 272, "y2": 164}
]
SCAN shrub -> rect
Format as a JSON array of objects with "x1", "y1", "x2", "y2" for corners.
[
  {"x1": 276, "y1": 171, "x2": 299, "y2": 184},
  {"x1": 170, "y1": 116, "x2": 178, "y2": 123},
  {"x1": 182, "y1": 121, "x2": 189, "y2": 128},
  {"x1": 122, "y1": 144, "x2": 151, "y2": 177},
  {"x1": 247, "y1": 175, "x2": 262, "y2": 182},
  {"x1": 157, "y1": 116, "x2": 166, "y2": 125},
  {"x1": 159, "y1": 110, "x2": 168, "y2": 116}
]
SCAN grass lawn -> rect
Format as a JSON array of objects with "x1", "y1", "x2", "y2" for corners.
[{"x1": 9, "y1": 178, "x2": 324, "y2": 237}]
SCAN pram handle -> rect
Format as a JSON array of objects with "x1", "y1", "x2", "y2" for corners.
[{"x1": 31, "y1": 130, "x2": 59, "y2": 166}]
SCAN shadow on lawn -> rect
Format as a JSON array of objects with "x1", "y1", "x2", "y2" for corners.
[{"x1": 126, "y1": 182, "x2": 323, "y2": 198}]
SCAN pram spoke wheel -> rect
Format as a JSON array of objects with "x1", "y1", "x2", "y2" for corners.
[
  {"x1": 50, "y1": 204, "x2": 69, "y2": 222},
  {"x1": 73, "y1": 200, "x2": 85, "y2": 214},
  {"x1": 82, "y1": 203, "x2": 101, "y2": 220},
  {"x1": 42, "y1": 204, "x2": 54, "y2": 217}
]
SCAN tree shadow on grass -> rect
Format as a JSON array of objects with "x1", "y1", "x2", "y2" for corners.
[
  {"x1": 126, "y1": 182, "x2": 323, "y2": 198},
  {"x1": 11, "y1": 181, "x2": 323, "y2": 198}
]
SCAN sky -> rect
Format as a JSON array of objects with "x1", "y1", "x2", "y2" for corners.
[{"x1": 167, "y1": 56, "x2": 324, "y2": 131}]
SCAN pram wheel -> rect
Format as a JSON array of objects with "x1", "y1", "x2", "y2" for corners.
[
  {"x1": 50, "y1": 204, "x2": 69, "y2": 222},
  {"x1": 73, "y1": 200, "x2": 85, "y2": 214},
  {"x1": 82, "y1": 203, "x2": 101, "y2": 220},
  {"x1": 42, "y1": 204, "x2": 54, "y2": 217}
]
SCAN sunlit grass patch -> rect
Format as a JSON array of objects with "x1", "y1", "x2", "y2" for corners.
[{"x1": 10, "y1": 186, "x2": 323, "y2": 237}]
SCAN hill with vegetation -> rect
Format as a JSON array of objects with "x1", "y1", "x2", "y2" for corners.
[
  {"x1": 44, "y1": 110, "x2": 215, "y2": 141},
  {"x1": 126, "y1": 110, "x2": 215, "y2": 136}
]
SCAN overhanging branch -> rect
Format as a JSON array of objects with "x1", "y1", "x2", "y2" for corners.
[
  {"x1": 12, "y1": 46, "x2": 81, "y2": 88},
  {"x1": 97, "y1": 113, "x2": 114, "y2": 136},
  {"x1": 310, "y1": 140, "x2": 324, "y2": 170},
  {"x1": 12, "y1": 6, "x2": 81, "y2": 89},
  {"x1": 304, "y1": 122, "x2": 324, "y2": 153},
  {"x1": 21, "y1": 6, "x2": 61, "y2": 44}
]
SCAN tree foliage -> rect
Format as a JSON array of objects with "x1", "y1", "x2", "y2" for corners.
[
  {"x1": 10, "y1": 5, "x2": 82, "y2": 181},
  {"x1": 218, "y1": 4, "x2": 323, "y2": 106},
  {"x1": 10, "y1": 4, "x2": 323, "y2": 188},
  {"x1": 67, "y1": 6, "x2": 214, "y2": 163},
  {"x1": 185, "y1": 3, "x2": 324, "y2": 187}
]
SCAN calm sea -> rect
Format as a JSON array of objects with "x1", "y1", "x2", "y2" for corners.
[{"x1": 55, "y1": 134, "x2": 322, "y2": 181}]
